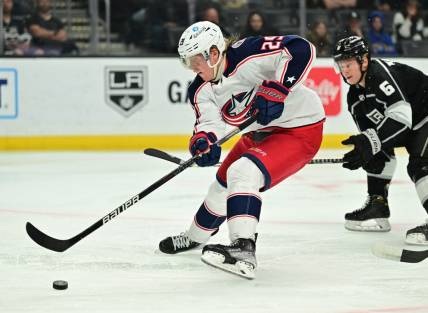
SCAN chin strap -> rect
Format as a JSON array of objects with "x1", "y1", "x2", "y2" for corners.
[{"x1": 211, "y1": 54, "x2": 226, "y2": 82}]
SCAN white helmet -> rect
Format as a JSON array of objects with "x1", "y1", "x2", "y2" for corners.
[{"x1": 178, "y1": 21, "x2": 226, "y2": 69}]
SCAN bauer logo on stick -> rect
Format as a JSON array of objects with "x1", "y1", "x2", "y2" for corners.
[{"x1": 105, "y1": 66, "x2": 148, "y2": 117}]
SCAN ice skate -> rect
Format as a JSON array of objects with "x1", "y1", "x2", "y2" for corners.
[
  {"x1": 406, "y1": 221, "x2": 428, "y2": 245},
  {"x1": 201, "y1": 238, "x2": 257, "y2": 279},
  {"x1": 159, "y1": 232, "x2": 202, "y2": 254},
  {"x1": 345, "y1": 195, "x2": 391, "y2": 232}
]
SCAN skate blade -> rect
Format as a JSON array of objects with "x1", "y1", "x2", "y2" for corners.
[
  {"x1": 405, "y1": 234, "x2": 428, "y2": 246},
  {"x1": 345, "y1": 218, "x2": 391, "y2": 232},
  {"x1": 201, "y1": 251, "x2": 256, "y2": 280}
]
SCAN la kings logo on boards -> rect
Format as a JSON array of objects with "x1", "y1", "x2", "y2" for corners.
[
  {"x1": 367, "y1": 109, "x2": 384, "y2": 125},
  {"x1": 105, "y1": 66, "x2": 148, "y2": 117}
]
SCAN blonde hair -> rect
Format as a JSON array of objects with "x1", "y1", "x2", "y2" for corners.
[{"x1": 224, "y1": 34, "x2": 242, "y2": 52}]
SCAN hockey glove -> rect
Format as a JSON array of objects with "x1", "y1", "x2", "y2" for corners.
[
  {"x1": 342, "y1": 129, "x2": 382, "y2": 171},
  {"x1": 362, "y1": 151, "x2": 390, "y2": 174},
  {"x1": 253, "y1": 80, "x2": 289, "y2": 126},
  {"x1": 189, "y1": 132, "x2": 221, "y2": 167}
]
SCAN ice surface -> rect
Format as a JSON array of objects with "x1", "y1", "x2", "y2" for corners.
[{"x1": 1, "y1": 150, "x2": 428, "y2": 313}]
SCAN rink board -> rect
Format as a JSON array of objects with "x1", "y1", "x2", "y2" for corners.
[{"x1": 0, "y1": 57, "x2": 426, "y2": 150}]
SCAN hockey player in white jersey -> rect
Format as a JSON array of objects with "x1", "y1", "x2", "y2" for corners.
[{"x1": 158, "y1": 21, "x2": 325, "y2": 279}]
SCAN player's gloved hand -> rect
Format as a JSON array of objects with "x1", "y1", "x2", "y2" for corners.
[
  {"x1": 189, "y1": 131, "x2": 221, "y2": 167},
  {"x1": 362, "y1": 151, "x2": 390, "y2": 174},
  {"x1": 342, "y1": 129, "x2": 382, "y2": 171},
  {"x1": 253, "y1": 80, "x2": 289, "y2": 126}
]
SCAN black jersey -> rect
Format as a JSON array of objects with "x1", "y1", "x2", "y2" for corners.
[{"x1": 347, "y1": 59, "x2": 428, "y2": 149}]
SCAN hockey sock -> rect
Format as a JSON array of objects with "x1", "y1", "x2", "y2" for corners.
[
  {"x1": 227, "y1": 194, "x2": 261, "y2": 241},
  {"x1": 367, "y1": 176, "x2": 391, "y2": 198},
  {"x1": 226, "y1": 157, "x2": 264, "y2": 241},
  {"x1": 187, "y1": 181, "x2": 227, "y2": 243}
]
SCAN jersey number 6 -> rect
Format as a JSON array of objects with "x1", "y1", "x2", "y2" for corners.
[
  {"x1": 261, "y1": 36, "x2": 284, "y2": 50},
  {"x1": 379, "y1": 80, "x2": 395, "y2": 96}
]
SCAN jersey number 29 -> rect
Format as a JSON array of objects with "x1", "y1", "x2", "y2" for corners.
[{"x1": 261, "y1": 36, "x2": 284, "y2": 50}]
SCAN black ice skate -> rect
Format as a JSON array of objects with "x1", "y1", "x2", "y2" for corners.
[
  {"x1": 406, "y1": 221, "x2": 428, "y2": 245},
  {"x1": 201, "y1": 238, "x2": 257, "y2": 279},
  {"x1": 159, "y1": 232, "x2": 201, "y2": 254},
  {"x1": 345, "y1": 195, "x2": 391, "y2": 232}
]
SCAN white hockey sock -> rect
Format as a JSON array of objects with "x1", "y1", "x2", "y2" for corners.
[
  {"x1": 226, "y1": 157, "x2": 264, "y2": 242},
  {"x1": 187, "y1": 181, "x2": 227, "y2": 243}
]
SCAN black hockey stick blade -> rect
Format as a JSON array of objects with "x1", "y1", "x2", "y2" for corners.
[
  {"x1": 26, "y1": 115, "x2": 257, "y2": 252},
  {"x1": 371, "y1": 242, "x2": 428, "y2": 263},
  {"x1": 26, "y1": 222, "x2": 75, "y2": 252},
  {"x1": 144, "y1": 148, "x2": 184, "y2": 165}
]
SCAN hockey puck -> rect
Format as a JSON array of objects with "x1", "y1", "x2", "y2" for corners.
[{"x1": 53, "y1": 280, "x2": 68, "y2": 290}]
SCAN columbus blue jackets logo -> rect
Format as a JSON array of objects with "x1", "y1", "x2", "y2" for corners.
[
  {"x1": 0, "y1": 68, "x2": 18, "y2": 119},
  {"x1": 221, "y1": 88, "x2": 256, "y2": 126},
  {"x1": 105, "y1": 66, "x2": 148, "y2": 117}
]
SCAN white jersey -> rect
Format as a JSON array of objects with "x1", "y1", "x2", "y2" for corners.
[{"x1": 187, "y1": 35, "x2": 325, "y2": 138}]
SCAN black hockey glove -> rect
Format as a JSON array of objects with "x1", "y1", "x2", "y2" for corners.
[
  {"x1": 362, "y1": 151, "x2": 390, "y2": 174},
  {"x1": 342, "y1": 129, "x2": 382, "y2": 171}
]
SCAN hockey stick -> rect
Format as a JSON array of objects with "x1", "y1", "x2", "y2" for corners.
[
  {"x1": 371, "y1": 242, "x2": 428, "y2": 263},
  {"x1": 144, "y1": 148, "x2": 343, "y2": 166},
  {"x1": 26, "y1": 115, "x2": 257, "y2": 252}
]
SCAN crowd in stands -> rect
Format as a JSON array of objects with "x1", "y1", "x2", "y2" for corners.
[
  {"x1": 2, "y1": 0, "x2": 78, "y2": 55},
  {"x1": 4, "y1": 0, "x2": 428, "y2": 57},
  {"x1": 120, "y1": 0, "x2": 428, "y2": 57}
]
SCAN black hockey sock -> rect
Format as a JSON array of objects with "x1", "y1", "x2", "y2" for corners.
[{"x1": 367, "y1": 176, "x2": 391, "y2": 199}]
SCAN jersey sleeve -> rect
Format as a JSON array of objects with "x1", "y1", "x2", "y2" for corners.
[
  {"x1": 187, "y1": 76, "x2": 227, "y2": 138},
  {"x1": 371, "y1": 59, "x2": 411, "y2": 148},
  {"x1": 275, "y1": 35, "x2": 316, "y2": 91},
  {"x1": 347, "y1": 89, "x2": 371, "y2": 132}
]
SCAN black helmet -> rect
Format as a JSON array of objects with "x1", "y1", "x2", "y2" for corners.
[{"x1": 333, "y1": 36, "x2": 369, "y2": 64}]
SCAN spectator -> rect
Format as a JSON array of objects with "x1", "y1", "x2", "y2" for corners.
[
  {"x1": 240, "y1": 11, "x2": 278, "y2": 38},
  {"x1": 124, "y1": 1, "x2": 151, "y2": 49},
  {"x1": 2, "y1": 0, "x2": 37, "y2": 55},
  {"x1": 200, "y1": 6, "x2": 231, "y2": 37},
  {"x1": 27, "y1": 0, "x2": 78, "y2": 55},
  {"x1": 335, "y1": 11, "x2": 367, "y2": 41},
  {"x1": 306, "y1": 20, "x2": 333, "y2": 57},
  {"x1": 368, "y1": 11, "x2": 397, "y2": 56},
  {"x1": 393, "y1": 0, "x2": 424, "y2": 43},
  {"x1": 143, "y1": 0, "x2": 190, "y2": 52}
]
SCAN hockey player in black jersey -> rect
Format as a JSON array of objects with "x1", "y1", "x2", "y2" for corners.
[{"x1": 334, "y1": 36, "x2": 428, "y2": 245}]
